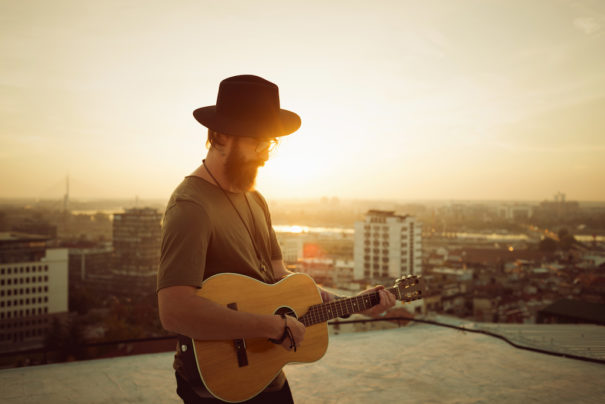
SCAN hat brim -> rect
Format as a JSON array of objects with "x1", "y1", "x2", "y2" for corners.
[{"x1": 193, "y1": 106, "x2": 301, "y2": 138}]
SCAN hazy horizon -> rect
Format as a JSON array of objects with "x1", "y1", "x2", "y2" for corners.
[
  {"x1": 2, "y1": 194, "x2": 604, "y2": 206},
  {"x1": 2, "y1": 1, "x2": 605, "y2": 201}
]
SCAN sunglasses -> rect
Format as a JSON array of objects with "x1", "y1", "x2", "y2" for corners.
[{"x1": 254, "y1": 138, "x2": 279, "y2": 153}]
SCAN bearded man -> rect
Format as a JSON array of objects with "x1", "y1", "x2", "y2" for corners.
[{"x1": 156, "y1": 75, "x2": 395, "y2": 403}]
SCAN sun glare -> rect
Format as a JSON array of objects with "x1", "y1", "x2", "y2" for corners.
[
  {"x1": 260, "y1": 123, "x2": 336, "y2": 196},
  {"x1": 273, "y1": 225, "x2": 307, "y2": 233},
  {"x1": 265, "y1": 144, "x2": 322, "y2": 183}
]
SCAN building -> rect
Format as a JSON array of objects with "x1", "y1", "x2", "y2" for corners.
[
  {"x1": 534, "y1": 192, "x2": 580, "y2": 220},
  {"x1": 113, "y1": 208, "x2": 161, "y2": 277},
  {"x1": 69, "y1": 245, "x2": 113, "y2": 286},
  {"x1": 353, "y1": 210, "x2": 422, "y2": 284},
  {"x1": 111, "y1": 208, "x2": 162, "y2": 298},
  {"x1": 68, "y1": 245, "x2": 113, "y2": 309},
  {"x1": 276, "y1": 234, "x2": 304, "y2": 265},
  {"x1": 333, "y1": 259, "x2": 355, "y2": 289},
  {"x1": 426, "y1": 267, "x2": 473, "y2": 317},
  {"x1": 0, "y1": 233, "x2": 68, "y2": 353},
  {"x1": 297, "y1": 258, "x2": 334, "y2": 286},
  {"x1": 537, "y1": 299, "x2": 605, "y2": 325},
  {"x1": 497, "y1": 204, "x2": 533, "y2": 220}
]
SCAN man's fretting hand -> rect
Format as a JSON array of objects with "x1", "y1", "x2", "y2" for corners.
[{"x1": 359, "y1": 285, "x2": 396, "y2": 317}]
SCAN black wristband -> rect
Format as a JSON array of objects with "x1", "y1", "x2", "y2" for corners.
[{"x1": 268, "y1": 314, "x2": 297, "y2": 352}]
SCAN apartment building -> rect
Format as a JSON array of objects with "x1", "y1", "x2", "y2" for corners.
[
  {"x1": 111, "y1": 208, "x2": 161, "y2": 298},
  {"x1": 112, "y1": 208, "x2": 161, "y2": 277},
  {"x1": 354, "y1": 210, "x2": 422, "y2": 283}
]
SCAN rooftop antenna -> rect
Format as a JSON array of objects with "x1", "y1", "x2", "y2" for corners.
[
  {"x1": 63, "y1": 175, "x2": 70, "y2": 213},
  {"x1": 62, "y1": 174, "x2": 70, "y2": 237}
]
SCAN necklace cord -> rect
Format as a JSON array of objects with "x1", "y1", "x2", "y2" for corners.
[{"x1": 202, "y1": 160, "x2": 268, "y2": 273}]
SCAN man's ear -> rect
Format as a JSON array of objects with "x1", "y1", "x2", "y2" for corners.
[
  {"x1": 216, "y1": 132, "x2": 231, "y2": 145},
  {"x1": 209, "y1": 130, "x2": 231, "y2": 149}
]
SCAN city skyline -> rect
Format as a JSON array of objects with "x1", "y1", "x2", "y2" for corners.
[{"x1": 2, "y1": 1, "x2": 605, "y2": 201}]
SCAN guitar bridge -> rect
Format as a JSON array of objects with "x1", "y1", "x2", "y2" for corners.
[{"x1": 228, "y1": 303, "x2": 249, "y2": 367}]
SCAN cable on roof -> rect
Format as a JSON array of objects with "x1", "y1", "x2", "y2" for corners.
[
  {"x1": 2, "y1": 318, "x2": 603, "y2": 366},
  {"x1": 327, "y1": 316, "x2": 605, "y2": 365}
]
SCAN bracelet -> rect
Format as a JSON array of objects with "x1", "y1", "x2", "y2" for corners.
[{"x1": 268, "y1": 314, "x2": 297, "y2": 352}]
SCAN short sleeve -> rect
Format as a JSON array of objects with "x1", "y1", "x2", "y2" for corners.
[{"x1": 156, "y1": 200, "x2": 211, "y2": 292}]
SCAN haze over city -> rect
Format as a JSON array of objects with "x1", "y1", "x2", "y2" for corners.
[{"x1": 2, "y1": 0, "x2": 605, "y2": 201}]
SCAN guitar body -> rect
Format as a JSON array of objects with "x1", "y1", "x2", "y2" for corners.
[
  {"x1": 188, "y1": 271, "x2": 425, "y2": 402},
  {"x1": 192, "y1": 273, "x2": 328, "y2": 403}
]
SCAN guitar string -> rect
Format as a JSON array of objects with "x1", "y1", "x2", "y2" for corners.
[
  {"x1": 306, "y1": 284, "x2": 418, "y2": 325},
  {"x1": 301, "y1": 284, "x2": 414, "y2": 325}
]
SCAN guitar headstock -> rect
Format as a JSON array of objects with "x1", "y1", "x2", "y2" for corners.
[{"x1": 392, "y1": 275, "x2": 424, "y2": 303}]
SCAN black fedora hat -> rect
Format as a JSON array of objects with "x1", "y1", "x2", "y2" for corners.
[{"x1": 193, "y1": 75, "x2": 301, "y2": 138}]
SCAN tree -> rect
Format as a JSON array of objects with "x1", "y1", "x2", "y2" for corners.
[
  {"x1": 69, "y1": 286, "x2": 98, "y2": 315},
  {"x1": 539, "y1": 237, "x2": 557, "y2": 252},
  {"x1": 557, "y1": 228, "x2": 569, "y2": 239},
  {"x1": 44, "y1": 317, "x2": 88, "y2": 362},
  {"x1": 557, "y1": 228, "x2": 577, "y2": 250}
]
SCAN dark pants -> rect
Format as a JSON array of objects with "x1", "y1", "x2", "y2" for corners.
[{"x1": 175, "y1": 371, "x2": 295, "y2": 404}]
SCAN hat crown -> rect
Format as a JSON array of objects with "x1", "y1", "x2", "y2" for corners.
[{"x1": 216, "y1": 75, "x2": 280, "y2": 123}]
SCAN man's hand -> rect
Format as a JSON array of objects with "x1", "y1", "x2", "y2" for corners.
[
  {"x1": 359, "y1": 285, "x2": 396, "y2": 317},
  {"x1": 272, "y1": 315, "x2": 305, "y2": 351},
  {"x1": 284, "y1": 315, "x2": 305, "y2": 351}
]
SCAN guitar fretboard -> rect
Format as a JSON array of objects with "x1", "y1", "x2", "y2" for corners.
[{"x1": 298, "y1": 286, "x2": 400, "y2": 327}]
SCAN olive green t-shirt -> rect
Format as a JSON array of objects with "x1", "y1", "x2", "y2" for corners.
[
  {"x1": 157, "y1": 176, "x2": 285, "y2": 396},
  {"x1": 157, "y1": 176, "x2": 282, "y2": 291}
]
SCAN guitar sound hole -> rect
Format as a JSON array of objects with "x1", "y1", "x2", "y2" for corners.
[{"x1": 275, "y1": 306, "x2": 297, "y2": 319}]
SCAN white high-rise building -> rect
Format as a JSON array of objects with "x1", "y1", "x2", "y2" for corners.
[{"x1": 354, "y1": 210, "x2": 422, "y2": 283}]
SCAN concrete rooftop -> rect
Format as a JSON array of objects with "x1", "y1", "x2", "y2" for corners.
[{"x1": 1, "y1": 323, "x2": 604, "y2": 403}]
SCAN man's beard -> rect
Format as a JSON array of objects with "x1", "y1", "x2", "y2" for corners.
[{"x1": 224, "y1": 141, "x2": 265, "y2": 192}]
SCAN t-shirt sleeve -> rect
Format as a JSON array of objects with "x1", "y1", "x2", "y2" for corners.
[{"x1": 156, "y1": 200, "x2": 210, "y2": 292}]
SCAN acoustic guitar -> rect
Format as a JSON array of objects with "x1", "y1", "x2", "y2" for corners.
[{"x1": 191, "y1": 272, "x2": 424, "y2": 402}]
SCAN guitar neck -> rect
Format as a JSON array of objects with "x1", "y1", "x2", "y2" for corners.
[{"x1": 299, "y1": 286, "x2": 399, "y2": 327}]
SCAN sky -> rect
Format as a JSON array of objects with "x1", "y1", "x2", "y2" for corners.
[{"x1": 1, "y1": 0, "x2": 605, "y2": 202}]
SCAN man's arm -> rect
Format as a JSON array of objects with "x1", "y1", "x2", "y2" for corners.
[
  {"x1": 158, "y1": 285, "x2": 285, "y2": 340},
  {"x1": 158, "y1": 284, "x2": 306, "y2": 350}
]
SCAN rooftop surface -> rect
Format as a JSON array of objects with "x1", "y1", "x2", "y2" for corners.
[{"x1": 1, "y1": 323, "x2": 604, "y2": 403}]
